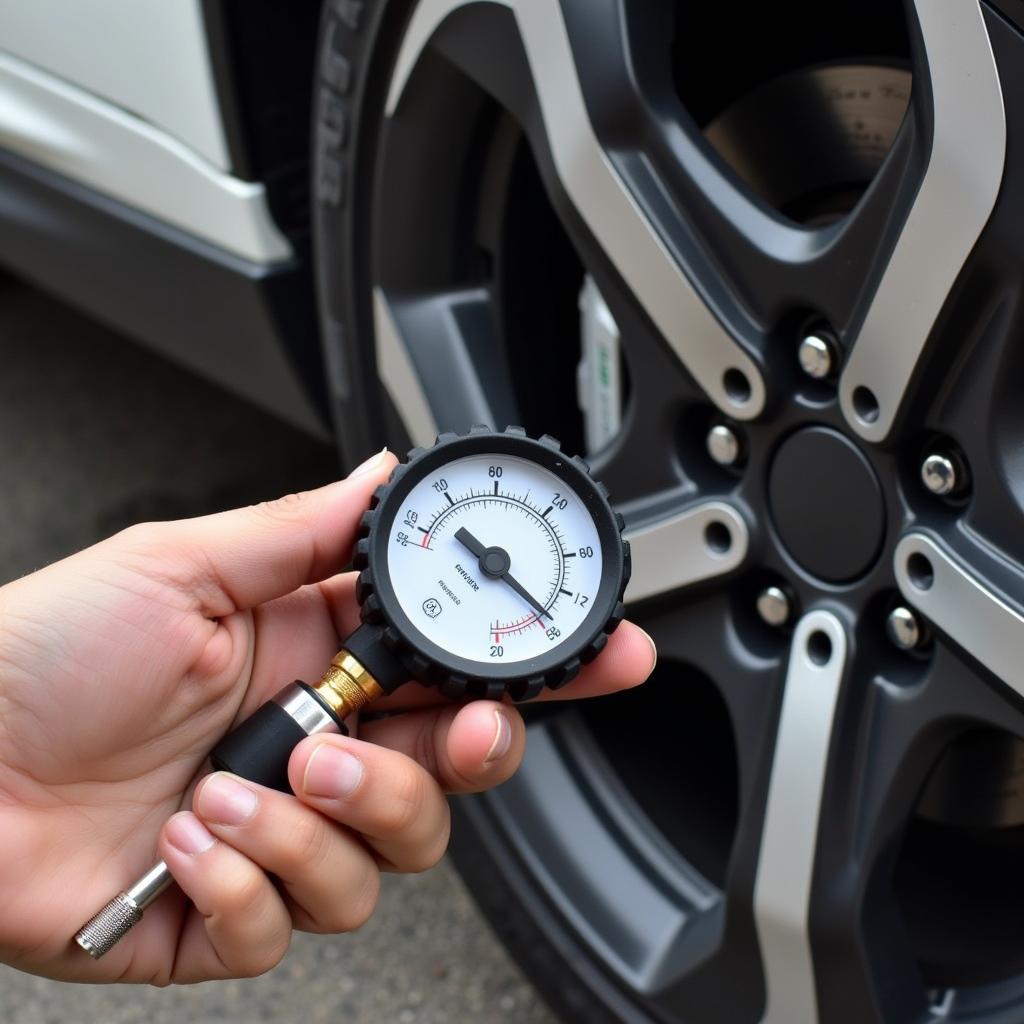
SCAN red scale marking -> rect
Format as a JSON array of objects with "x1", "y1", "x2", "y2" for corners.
[{"x1": 491, "y1": 611, "x2": 545, "y2": 637}]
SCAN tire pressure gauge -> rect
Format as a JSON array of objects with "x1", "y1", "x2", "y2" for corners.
[
  {"x1": 362, "y1": 427, "x2": 628, "y2": 698},
  {"x1": 74, "y1": 427, "x2": 629, "y2": 958}
]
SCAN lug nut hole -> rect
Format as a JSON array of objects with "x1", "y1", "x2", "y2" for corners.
[
  {"x1": 704, "y1": 521, "x2": 732, "y2": 554},
  {"x1": 852, "y1": 385, "x2": 880, "y2": 424},
  {"x1": 907, "y1": 552, "x2": 935, "y2": 591},
  {"x1": 807, "y1": 630, "x2": 833, "y2": 666},
  {"x1": 722, "y1": 368, "x2": 752, "y2": 405}
]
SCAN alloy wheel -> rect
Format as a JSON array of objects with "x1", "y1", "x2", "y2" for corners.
[{"x1": 313, "y1": 1, "x2": 1024, "y2": 1020}]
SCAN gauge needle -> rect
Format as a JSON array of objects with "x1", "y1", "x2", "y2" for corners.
[{"x1": 455, "y1": 527, "x2": 553, "y2": 621}]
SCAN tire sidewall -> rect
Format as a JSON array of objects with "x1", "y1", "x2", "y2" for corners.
[{"x1": 312, "y1": 0, "x2": 414, "y2": 468}]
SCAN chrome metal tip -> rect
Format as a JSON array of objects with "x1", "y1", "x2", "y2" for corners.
[{"x1": 74, "y1": 893, "x2": 142, "y2": 959}]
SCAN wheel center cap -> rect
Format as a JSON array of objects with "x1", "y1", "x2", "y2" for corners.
[{"x1": 768, "y1": 426, "x2": 885, "y2": 583}]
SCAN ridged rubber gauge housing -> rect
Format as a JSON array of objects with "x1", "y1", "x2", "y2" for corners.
[{"x1": 352, "y1": 426, "x2": 630, "y2": 701}]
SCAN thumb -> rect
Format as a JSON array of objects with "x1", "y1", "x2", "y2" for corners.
[{"x1": 126, "y1": 448, "x2": 396, "y2": 614}]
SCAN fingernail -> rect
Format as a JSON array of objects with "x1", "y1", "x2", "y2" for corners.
[
  {"x1": 303, "y1": 744, "x2": 364, "y2": 798},
  {"x1": 166, "y1": 812, "x2": 216, "y2": 855},
  {"x1": 639, "y1": 626, "x2": 658, "y2": 675},
  {"x1": 484, "y1": 709, "x2": 513, "y2": 765},
  {"x1": 349, "y1": 447, "x2": 389, "y2": 478},
  {"x1": 197, "y1": 772, "x2": 259, "y2": 826}
]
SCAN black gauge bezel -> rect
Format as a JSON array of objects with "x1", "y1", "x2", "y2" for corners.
[{"x1": 356, "y1": 430, "x2": 628, "y2": 697}]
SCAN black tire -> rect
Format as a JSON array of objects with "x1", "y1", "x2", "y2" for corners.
[{"x1": 312, "y1": 0, "x2": 414, "y2": 470}]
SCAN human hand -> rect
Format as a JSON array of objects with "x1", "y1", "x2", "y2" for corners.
[{"x1": 0, "y1": 449, "x2": 656, "y2": 984}]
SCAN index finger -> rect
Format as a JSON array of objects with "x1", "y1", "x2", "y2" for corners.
[{"x1": 118, "y1": 451, "x2": 397, "y2": 617}]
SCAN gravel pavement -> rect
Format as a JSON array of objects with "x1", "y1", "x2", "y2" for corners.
[{"x1": 0, "y1": 277, "x2": 558, "y2": 1024}]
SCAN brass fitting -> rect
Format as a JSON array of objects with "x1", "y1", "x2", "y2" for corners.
[{"x1": 312, "y1": 649, "x2": 383, "y2": 721}]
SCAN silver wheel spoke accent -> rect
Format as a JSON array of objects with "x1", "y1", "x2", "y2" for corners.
[
  {"x1": 386, "y1": 0, "x2": 766, "y2": 420},
  {"x1": 894, "y1": 533, "x2": 1024, "y2": 698},
  {"x1": 839, "y1": 0, "x2": 1005, "y2": 443},
  {"x1": 753, "y1": 611, "x2": 847, "y2": 1024},
  {"x1": 624, "y1": 502, "x2": 748, "y2": 604}
]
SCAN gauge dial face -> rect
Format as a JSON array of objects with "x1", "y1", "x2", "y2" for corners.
[{"x1": 385, "y1": 453, "x2": 604, "y2": 667}]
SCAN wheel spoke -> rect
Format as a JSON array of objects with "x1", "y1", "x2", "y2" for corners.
[
  {"x1": 753, "y1": 602, "x2": 1024, "y2": 1024},
  {"x1": 894, "y1": 532, "x2": 1024, "y2": 701},
  {"x1": 372, "y1": 288, "x2": 438, "y2": 445},
  {"x1": 374, "y1": 286, "x2": 520, "y2": 442},
  {"x1": 554, "y1": 1, "x2": 919, "y2": 338},
  {"x1": 753, "y1": 611, "x2": 847, "y2": 1024},
  {"x1": 481, "y1": 711, "x2": 725, "y2": 995},
  {"x1": 624, "y1": 501, "x2": 749, "y2": 604},
  {"x1": 801, "y1": 606, "x2": 1024, "y2": 1021},
  {"x1": 386, "y1": 0, "x2": 767, "y2": 420},
  {"x1": 839, "y1": 0, "x2": 1006, "y2": 443}
]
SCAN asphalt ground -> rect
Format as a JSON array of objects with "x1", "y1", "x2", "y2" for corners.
[{"x1": 0, "y1": 276, "x2": 558, "y2": 1024}]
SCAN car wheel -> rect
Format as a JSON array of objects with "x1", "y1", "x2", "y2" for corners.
[{"x1": 312, "y1": 1, "x2": 1024, "y2": 1021}]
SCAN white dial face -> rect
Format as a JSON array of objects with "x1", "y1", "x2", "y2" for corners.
[{"x1": 385, "y1": 453, "x2": 604, "y2": 667}]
